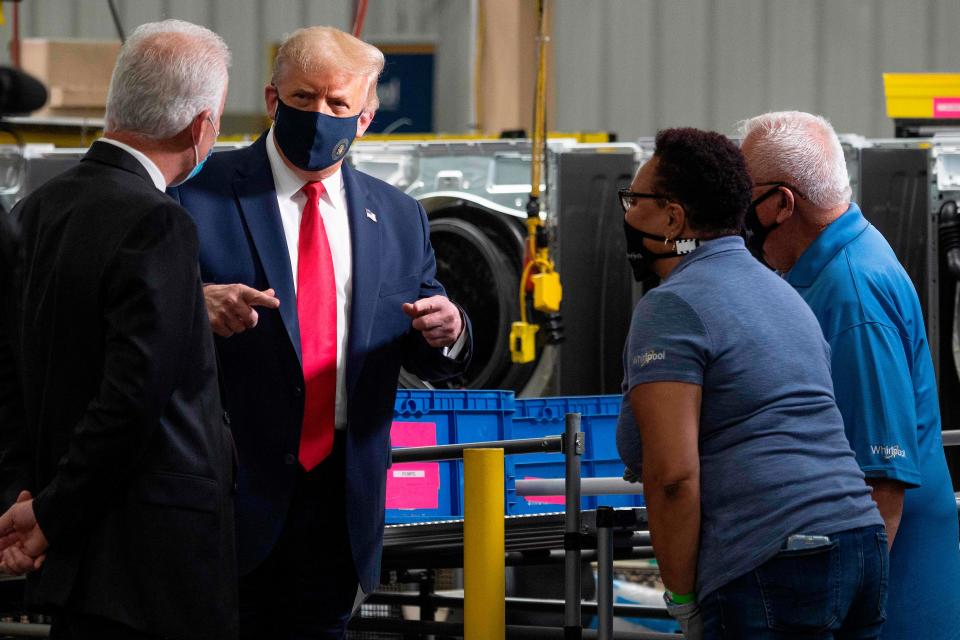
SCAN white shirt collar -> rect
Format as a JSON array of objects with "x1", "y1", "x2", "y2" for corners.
[
  {"x1": 265, "y1": 126, "x2": 344, "y2": 201},
  {"x1": 97, "y1": 137, "x2": 167, "y2": 191}
]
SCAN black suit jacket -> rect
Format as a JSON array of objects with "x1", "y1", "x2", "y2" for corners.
[
  {"x1": 0, "y1": 208, "x2": 26, "y2": 508},
  {"x1": 0, "y1": 141, "x2": 237, "y2": 639}
]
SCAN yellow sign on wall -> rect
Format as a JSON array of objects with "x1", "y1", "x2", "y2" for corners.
[{"x1": 884, "y1": 73, "x2": 960, "y2": 119}]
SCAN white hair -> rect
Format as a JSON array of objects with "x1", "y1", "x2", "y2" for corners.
[
  {"x1": 738, "y1": 111, "x2": 851, "y2": 210},
  {"x1": 105, "y1": 19, "x2": 230, "y2": 139}
]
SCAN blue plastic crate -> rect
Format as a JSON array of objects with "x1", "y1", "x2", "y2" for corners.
[
  {"x1": 506, "y1": 454, "x2": 642, "y2": 514},
  {"x1": 507, "y1": 395, "x2": 641, "y2": 515},
  {"x1": 386, "y1": 389, "x2": 515, "y2": 524},
  {"x1": 515, "y1": 395, "x2": 623, "y2": 421}
]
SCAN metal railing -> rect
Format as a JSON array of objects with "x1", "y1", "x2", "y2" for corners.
[{"x1": 0, "y1": 426, "x2": 957, "y2": 639}]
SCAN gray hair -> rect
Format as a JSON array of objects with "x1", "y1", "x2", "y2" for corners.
[
  {"x1": 738, "y1": 111, "x2": 851, "y2": 210},
  {"x1": 105, "y1": 19, "x2": 230, "y2": 139},
  {"x1": 272, "y1": 26, "x2": 384, "y2": 112}
]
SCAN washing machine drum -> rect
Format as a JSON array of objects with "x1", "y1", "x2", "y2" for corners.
[{"x1": 398, "y1": 203, "x2": 537, "y2": 391}]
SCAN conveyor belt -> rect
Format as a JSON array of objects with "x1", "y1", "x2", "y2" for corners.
[
  {"x1": 383, "y1": 509, "x2": 649, "y2": 570},
  {"x1": 385, "y1": 495, "x2": 960, "y2": 571}
]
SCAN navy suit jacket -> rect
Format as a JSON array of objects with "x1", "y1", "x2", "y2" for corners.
[{"x1": 170, "y1": 134, "x2": 470, "y2": 592}]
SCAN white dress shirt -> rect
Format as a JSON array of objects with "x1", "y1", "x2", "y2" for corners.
[
  {"x1": 265, "y1": 128, "x2": 466, "y2": 430},
  {"x1": 98, "y1": 137, "x2": 166, "y2": 191},
  {"x1": 266, "y1": 127, "x2": 354, "y2": 430}
]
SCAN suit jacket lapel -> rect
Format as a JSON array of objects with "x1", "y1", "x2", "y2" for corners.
[
  {"x1": 343, "y1": 162, "x2": 380, "y2": 395},
  {"x1": 83, "y1": 140, "x2": 156, "y2": 186},
  {"x1": 232, "y1": 136, "x2": 302, "y2": 363}
]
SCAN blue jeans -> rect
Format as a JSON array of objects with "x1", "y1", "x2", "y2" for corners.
[{"x1": 700, "y1": 525, "x2": 888, "y2": 639}]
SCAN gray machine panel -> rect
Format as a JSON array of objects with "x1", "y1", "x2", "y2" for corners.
[
  {"x1": 858, "y1": 147, "x2": 930, "y2": 315},
  {"x1": 555, "y1": 151, "x2": 636, "y2": 395},
  {"x1": 859, "y1": 143, "x2": 960, "y2": 487}
]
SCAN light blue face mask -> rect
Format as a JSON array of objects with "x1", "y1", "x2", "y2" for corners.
[
  {"x1": 185, "y1": 147, "x2": 212, "y2": 182},
  {"x1": 173, "y1": 115, "x2": 218, "y2": 186}
]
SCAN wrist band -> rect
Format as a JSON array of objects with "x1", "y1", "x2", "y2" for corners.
[{"x1": 667, "y1": 590, "x2": 695, "y2": 605}]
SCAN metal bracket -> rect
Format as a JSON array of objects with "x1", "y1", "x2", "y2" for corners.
[
  {"x1": 560, "y1": 431, "x2": 584, "y2": 455},
  {"x1": 563, "y1": 531, "x2": 591, "y2": 551}
]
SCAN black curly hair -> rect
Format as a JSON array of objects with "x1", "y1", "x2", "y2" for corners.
[{"x1": 652, "y1": 127, "x2": 752, "y2": 235}]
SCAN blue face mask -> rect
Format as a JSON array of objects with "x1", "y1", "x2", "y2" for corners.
[
  {"x1": 185, "y1": 144, "x2": 213, "y2": 181},
  {"x1": 273, "y1": 95, "x2": 359, "y2": 172},
  {"x1": 171, "y1": 115, "x2": 217, "y2": 187}
]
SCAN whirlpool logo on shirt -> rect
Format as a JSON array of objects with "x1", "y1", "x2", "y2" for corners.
[
  {"x1": 870, "y1": 444, "x2": 906, "y2": 460},
  {"x1": 633, "y1": 349, "x2": 666, "y2": 368}
]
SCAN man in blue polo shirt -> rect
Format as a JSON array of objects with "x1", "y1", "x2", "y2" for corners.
[{"x1": 740, "y1": 110, "x2": 960, "y2": 640}]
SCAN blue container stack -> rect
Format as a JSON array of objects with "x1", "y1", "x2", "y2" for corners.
[
  {"x1": 508, "y1": 395, "x2": 639, "y2": 515},
  {"x1": 386, "y1": 389, "x2": 514, "y2": 524},
  {"x1": 385, "y1": 390, "x2": 639, "y2": 524}
]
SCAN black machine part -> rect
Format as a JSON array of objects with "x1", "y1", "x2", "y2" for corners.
[
  {"x1": 939, "y1": 200, "x2": 960, "y2": 279},
  {"x1": 554, "y1": 151, "x2": 636, "y2": 396},
  {"x1": 940, "y1": 201, "x2": 960, "y2": 455},
  {"x1": 400, "y1": 203, "x2": 537, "y2": 392},
  {"x1": 859, "y1": 146, "x2": 959, "y2": 490}
]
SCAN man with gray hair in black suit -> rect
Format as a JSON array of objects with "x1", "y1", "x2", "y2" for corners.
[{"x1": 0, "y1": 20, "x2": 238, "y2": 640}]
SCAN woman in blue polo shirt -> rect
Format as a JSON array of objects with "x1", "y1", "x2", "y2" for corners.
[{"x1": 616, "y1": 127, "x2": 887, "y2": 639}]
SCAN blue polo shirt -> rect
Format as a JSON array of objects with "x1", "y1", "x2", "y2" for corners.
[
  {"x1": 786, "y1": 204, "x2": 960, "y2": 640},
  {"x1": 617, "y1": 235, "x2": 881, "y2": 600}
]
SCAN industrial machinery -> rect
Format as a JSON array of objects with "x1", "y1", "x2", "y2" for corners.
[
  {"x1": 0, "y1": 136, "x2": 641, "y2": 398},
  {"x1": 352, "y1": 138, "x2": 640, "y2": 396}
]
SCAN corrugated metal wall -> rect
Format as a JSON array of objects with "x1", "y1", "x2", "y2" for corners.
[
  {"x1": 6, "y1": 0, "x2": 473, "y2": 131},
  {"x1": 557, "y1": 0, "x2": 960, "y2": 139},
  {"x1": 6, "y1": 0, "x2": 960, "y2": 138}
]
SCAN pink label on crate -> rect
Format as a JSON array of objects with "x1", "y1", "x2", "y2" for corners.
[
  {"x1": 385, "y1": 421, "x2": 440, "y2": 510},
  {"x1": 933, "y1": 97, "x2": 960, "y2": 118},
  {"x1": 521, "y1": 476, "x2": 566, "y2": 505}
]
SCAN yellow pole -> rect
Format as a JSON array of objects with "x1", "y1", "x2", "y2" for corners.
[{"x1": 463, "y1": 448, "x2": 505, "y2": 640}]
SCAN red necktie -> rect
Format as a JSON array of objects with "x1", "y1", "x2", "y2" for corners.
[{"x1": 297, "y1": 181, "x2": 337, "y2": 471}]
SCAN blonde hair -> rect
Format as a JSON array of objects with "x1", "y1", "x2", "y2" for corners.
[{"x1": 272, "y1": 26, "x2": 384, "y2": 111}]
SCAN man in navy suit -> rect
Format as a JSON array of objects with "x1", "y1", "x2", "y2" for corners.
[{"x1": 170, "y1": 25, "x2": 471, "y2": 639}]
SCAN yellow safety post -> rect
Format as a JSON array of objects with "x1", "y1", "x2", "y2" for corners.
[{"x1": 463, "y1": 448, "x2": 505, "y2": 640}]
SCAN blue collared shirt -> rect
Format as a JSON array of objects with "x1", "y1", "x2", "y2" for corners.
[
  {"x1": 786, "y1": 204, "x2": 937, "y2": 486},
  {"x1": 786, "y1": 203, "x2": 960, "y2": 639}
]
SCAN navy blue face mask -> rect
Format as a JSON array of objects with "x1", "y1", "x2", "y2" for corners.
[{"x1": 273, "y1": 95, "x2": 360, "y2": 172}]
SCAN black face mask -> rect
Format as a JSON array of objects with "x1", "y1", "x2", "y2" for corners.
[
  {"x1": 743, "y1": 184, "x2": 786, "y2": 269},
  {"x1": 624, "y1": 220, "x2": 700, "y2": 282}
]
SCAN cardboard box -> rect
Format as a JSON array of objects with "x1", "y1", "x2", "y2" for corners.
[{"x1": 20, "y1": 38, "x2": 121, "y2": 118}]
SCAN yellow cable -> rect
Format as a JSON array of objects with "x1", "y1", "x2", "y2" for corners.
[
  {"x1": 529, "y1": 0, "x2": 547, "y2": 199},
  {"x1": 525, "y1": 218, "x2": 539, "y2": 256},
  {"x1": 515, "y1": 0, "x2": 555, "y2": 353},
  {"x1": 518, "y1": 259, "x2": 535, "y2": 325}
]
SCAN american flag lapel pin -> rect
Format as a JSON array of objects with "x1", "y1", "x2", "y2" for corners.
[{"x1": 365, "y1": 209, "x2": 378, "y2": 222}]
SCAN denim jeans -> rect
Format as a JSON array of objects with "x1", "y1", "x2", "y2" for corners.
[{"x1": 699, "y1": 525, "x2": 888, "y2": 639}]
